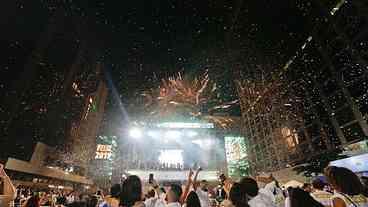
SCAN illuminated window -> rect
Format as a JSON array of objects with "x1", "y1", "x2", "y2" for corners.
[{"x1": 281, "y1": 127, "x2": 298, "y2": 148}]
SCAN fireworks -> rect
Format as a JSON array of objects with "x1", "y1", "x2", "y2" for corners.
[
  {"x1": 203, "y1": 115, "x2": 235, "y2": 129},
  {"x1": 142, "y1": 71, "x2": 238, "y2": 128}
]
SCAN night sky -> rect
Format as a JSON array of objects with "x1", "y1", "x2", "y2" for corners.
[
  {"x1": 0, "y1": 0, "x2": 325, "y2": 136},
  {"x1": 0, "y1": 0, "x2": 318, "y2": 88}
]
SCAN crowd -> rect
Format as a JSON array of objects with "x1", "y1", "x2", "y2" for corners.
[
  {"x1": 1, "y1": 163, "x2": 368, "y2": 207},
  {"x1": 12, "y1": 188, "x2": 100, "y2": 207}
]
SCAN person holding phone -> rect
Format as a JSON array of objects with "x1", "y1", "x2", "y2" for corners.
[{"x1": 0, "y1": 164, "x2": 16, "y2": 207}]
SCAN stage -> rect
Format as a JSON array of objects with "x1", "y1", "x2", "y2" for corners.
[
  {"x1": 126, "y1": 170, "x2": 219, "y2": 181},
  {"x1": 117, "y1": 122, "x2": 228, "y2": 181}
]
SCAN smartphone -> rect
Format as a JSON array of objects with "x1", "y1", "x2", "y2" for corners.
[{"x1": 149, "y1": 173, "x2": 154, "y2": 184}]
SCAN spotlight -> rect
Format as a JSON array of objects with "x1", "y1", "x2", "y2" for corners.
[
  {"x1": 187, "y1": 130, "x2": 198, "y2": 137},
  {"x1": 192, "y1": 139, "x2": 202, "y2": 146},
  {"x1": 129, "y1": 127, "x2": 142, "y2": 138},
  {"x1": 147, "y1": 130, "x2": 160, "y2": 138},
  {"x1": 165, "y1": 130, "x2": 181, "y2": 139},
  {"x1": 192, "y1": 139, "x2": 213, "y2": 148}
]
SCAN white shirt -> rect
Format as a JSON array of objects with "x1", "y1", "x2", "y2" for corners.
[
  {"x1": 167, "y1": 202, "x2": 181, "y2": 207},
  {"x1": 67, "y1": 195, "x2": 75, "y2": 204},
  {"x1": 248, "y1": 191, "x2": 277, "y2": 207},
  {"x1": 146, "y1": 191, "x2": 168, "y2": 207},
  {"x1": 285, "y1": 197, "x2": 290, "y2": 207},
  {"x1": 145, "y1": 197, "x2": 160, "y2": 207},
  {"x1": 154, "y1": 199, "x2": 182, "y2": 207},
  {"x1": 260, "y1": 182, "x2": 284, "y2": 207},
  {"x1": 196, "y1": 189, "x2": 210, "y2": 207}
]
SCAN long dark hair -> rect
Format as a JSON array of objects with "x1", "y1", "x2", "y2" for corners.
[
  {"x1": 325, "y1": 166, "x2": 367, "y2": 196},
  {"x1": 87, "y1": 196, "x2": 98, "y2": 207},
  {"x1": 239, "y1": 177, "x2": 259, "y2": 197},
  {"x1": 111, "y1": 184, "x2": 121, "y2": 198},
  {"x1": 186, "y1": 191, "x2": 201, "y2": 207},
  {"x1": 289, "y1": 188, "x2": 324, "y2": 207},
  {"x1": 229, "y1": 183, "x2": 249, "y2": 207},
  {"x1": 120, "y1": 175, "x2": 142, "y2": 207},
  {"x1": 25, "y1": 195, "x2": 40, "y2": 207}
]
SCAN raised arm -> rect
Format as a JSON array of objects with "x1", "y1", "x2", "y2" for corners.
[
  {"x1": 150, "y1": 179, "x2": 161, "y2": 198},
  {"x1": 180, "y1": 169, "x2": 194, "y2": 204},
  {"x1": 1, "y1": 164, "x2": 16, "y2": 200},
  {"x1": 192, "y1": 167, "x2": 202, "y2": 191}
]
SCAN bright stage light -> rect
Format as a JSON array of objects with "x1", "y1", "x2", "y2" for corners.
[
  {"x1": 165, "y1": 130, "x2": 181, "y2": 139},
  {"x1": 147, "y1": 130, "x2": 160, "y2": 138},
  {"x1": 129, "y1": 127, "x2": 142, "y2": 138},
  {"x1": 192, "y1": 139, "x2": 213, "y2": 149},
  {"x1": 157, "y1": 122, "x2": 214, "y2": 129},
  {"x1": 187, "y1": 130, "x2": 198, "y2": 137}
]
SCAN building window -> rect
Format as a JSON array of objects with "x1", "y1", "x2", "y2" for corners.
[
  {"x1": 341, "y1": 123, "x2": 366, "y2": 142},
  {"x1": 356, "y1": 96, "x2": 368, "y2": 117},
  {"x1": 347, "y1": 78, "x2": 368, "y2": 99},
  {"x1": 322, "y1": 120, "x2": 341, "y2": 146},
  {"x1": 312, "y1": 138, "x2": 328, "y2": 151},
  {"x1": 341, "y1": 64, "x2": 365, "y2": 85},
  {"x1": 322, "y1": 78, "x2": 339, "y2": 95},
  {"x1": 307, "y1": 123, "x2": 320, "y2": 139},
  {"x1": 335, "y1": 106, "x2": 356, "y2": 126},
  {"x1": 281, "y1": 127, "x2": 298, "y2": 149},
  {"x1": 329, "y1": 91, "x2": 347, "y2": 110}
]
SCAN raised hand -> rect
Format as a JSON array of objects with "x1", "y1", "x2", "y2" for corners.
[
  {"x1": 223, "y1": 178, "x2": 234, "y2": 196},
  {"x1": 188, "y1": 168, "x2": 194, "y2": 182},
  {"x1": 192, "y1": 167, "x2": 201, "y2": 190},
  {"x1": 189, "y1": 168, "x2": 194, "y2": 177}
]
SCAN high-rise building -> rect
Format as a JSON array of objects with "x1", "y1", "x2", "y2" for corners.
[
  {"x1": 237, "y1": 1, "x2": 368, "y2": 173},
  {"x1": 0, "y1": 10, "x2": 107, "y2": 176},
  {"x1": 65, "y1": 67, "x2": 108, "y2": 172}
]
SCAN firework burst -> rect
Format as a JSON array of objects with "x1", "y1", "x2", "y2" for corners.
[{"x1": 142, "y1": 71, "x2": 238, "y2": 128}]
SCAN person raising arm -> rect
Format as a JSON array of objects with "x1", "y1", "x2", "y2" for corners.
[
  {"x1": 180, "y1": 169, "x2": 194, "y2": 204},
  {"x1": 192, "y1": 168, "x2": 210, "y2": 207}
]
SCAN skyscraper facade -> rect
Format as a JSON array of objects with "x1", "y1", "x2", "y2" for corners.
[{"x1": 237, "y1": 1, "x2": 368, "y2": 173}]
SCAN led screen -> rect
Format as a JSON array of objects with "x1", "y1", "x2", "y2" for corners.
[{"x1": 224, "y1": 136, "x2": 250, "y2": 177}]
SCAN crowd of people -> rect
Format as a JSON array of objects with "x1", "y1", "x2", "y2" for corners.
[
  {"x1": 222, "y1": 166, "x2": 368, "y2": 207},
  {"x1": 1, "y1": 163, "x2": 368, "y2": 207},
  {"x1": 12, "y1": 188, "x2": 101, "y2": 207}
]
